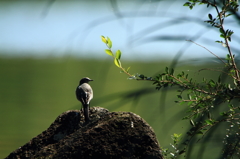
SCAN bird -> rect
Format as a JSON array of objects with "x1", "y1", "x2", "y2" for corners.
[{"x1": 76, "y1": 77, "x2": 93, "y2": 122}]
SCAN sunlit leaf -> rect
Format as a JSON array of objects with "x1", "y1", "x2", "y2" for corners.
[
  {"x1": 101, "y1": 35, "x2": 107, "y2": 44},
  {"x1": 105, "y1": 49, "x2": 113, "y2": 56},
  {"x1": 107, "y1": 37, "x2": 112, "y2": 48},
  {"x1": 114, "y1": 58, "x2": 121, "y2": 68},
  {"x1": 190, "y1": 119, "x2": 195, "y2": 127},
  {"x1": 116, "y1": 50, "x2": 121, "y2": 60},
  {"x1": 173, "y1": 133, "x2": 182, "y2": 138}
]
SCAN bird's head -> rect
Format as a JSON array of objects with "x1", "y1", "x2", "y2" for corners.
[{"x1": 79, "y1": 77, "x2": 93, "y2": 85}]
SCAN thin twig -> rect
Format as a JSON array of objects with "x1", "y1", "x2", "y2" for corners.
[
  {"x1": 198, "y1": 68, "x2": 237, "y2": 80},
  {"x1": 186, "y1": 40, "x2": 226, "y2": 65}
]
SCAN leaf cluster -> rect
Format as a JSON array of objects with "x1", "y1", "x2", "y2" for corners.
[
  {"x1": 101, "y1": 0, "x2": 240, "y2": 158},
  {"x1": 101, "y1": 36, "x2": 133, "y2": 77}
]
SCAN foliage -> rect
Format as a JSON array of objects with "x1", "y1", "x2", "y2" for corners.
[
  {"x1": 101, "y1": 35, "x2": 132, "y2": 77},
  {"x1": 102, "y1": 0, "x2": 240, "y2": 158}
]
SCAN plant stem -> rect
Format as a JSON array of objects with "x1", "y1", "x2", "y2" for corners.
[{"x1": 214, "y1": 3, "x2": 240, "y2": 85}]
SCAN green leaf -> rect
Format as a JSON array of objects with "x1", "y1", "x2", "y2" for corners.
[
  {"x1": 196, "y1": 130, "x2": 204, "y2": 135},
  {"x1": 138, "y1": 74, "x2": 145, "y2": 79},
  {"x1": 228, "y1": 36, "x2": 231, "y2": 42},
  {"x1": 226, "y1": 54, "x2": 230, "y2": 60},
  {"x1": 204, "y1": 20, "x2": 212, "y2": 23},
  {"x1": 219, "y1": 28, "x2": 225, "y2": 34},
  {"x1": 188, "y1": 101, "x2": 194, "y2": 106},
  {"x1": 107, "y1": 37, "x2": 112, "y2": 48},
  {"x1": 116, "y1": 50, "x2": 121, "y2": 60},
  {"x1": 208, "y1": 14, "x2": 212, "y2": 20},
  {"x1": 220, "y1": 34, "x2": 225, "y2": 38},
  {"x1": 175, "y1": 133, "x2": 182, "y2": 138},
  {"x1": 179, "y1": 150, "x2": 186, "y2": 155},
  {"x1": 226, "y1": 14, "x2": 232, "y2": 17},
  {"x1": 177, "y1": 95, "x2": 182, "y2": 99},
  {"x1": 208, "y1": 79, "x2": 215, "y2": 87},
  {"x1": 228, "y1": 30, "x2": 234, "y2": 36},
  {"x1": 183, "y1": 2, "x2": 191, "y2": 6},
  {"x1": 101, "y1": 35, "x2": 107, "y2": 44},
  {"x1": 205, "y1": 119, "x2": 213, "y2": 125},
  {"x1": 215, "y1": 40, "x2": 222, "y2": 43},
  {"x1": 105, "y1": 49, "x2": 113, "y2": 56},
  {"x1": 220, "y1": 111, "x2": 228, "y2": 116},
  {"x1": 114, "y1": 58, "x2": 121, "y2": 68},
  {"x1": 165, "y1": 67, "x2": 169, "y2": 74}
]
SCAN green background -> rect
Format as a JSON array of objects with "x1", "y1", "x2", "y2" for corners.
[{"x1": 0, "y1": 57, "x2": 223, "y2": 158}]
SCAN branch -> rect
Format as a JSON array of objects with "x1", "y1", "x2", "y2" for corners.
[{"x1": 213, "y1": 2, "x2": 240, "y2": 85}]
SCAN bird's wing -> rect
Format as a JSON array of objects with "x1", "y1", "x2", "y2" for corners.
[
  {"x1": 84, "y1": 85, "x2": 93, "y2": 104},
  {"x1": 76, "y1": 84, "x2": 93, "y2": 105}
]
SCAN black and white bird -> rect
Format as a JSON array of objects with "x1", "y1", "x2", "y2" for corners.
[{"x1": 76, "y1": 77, "x2": 93, "y2": 122}]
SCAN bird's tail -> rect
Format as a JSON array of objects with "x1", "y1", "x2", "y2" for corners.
[{"x1": 83, "y1": 104, "x2": 90, "y2": 122}]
